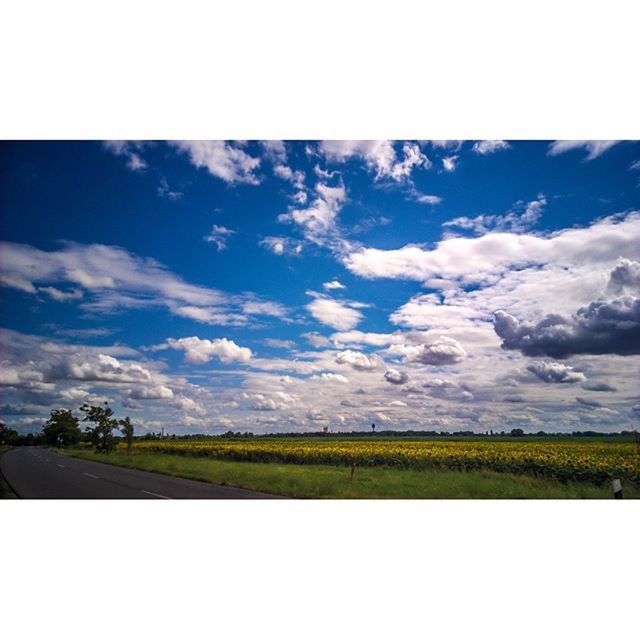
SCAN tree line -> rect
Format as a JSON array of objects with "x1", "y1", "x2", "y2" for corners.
[{"x1": 0, "y1": 403, "x2": 134, "y2": 453}]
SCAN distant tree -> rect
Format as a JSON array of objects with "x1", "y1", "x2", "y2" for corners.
[
  {"x1": 0, "y1": 421, "x2": 20, "y2": 446},
  {"x1": 510, "y1": 428, "x2": 525, "y2": 437},
  {"x1": 80, "y1": 402, "x2": 119, "y2": 453},
  {"x1": 42, "y1": 409, "x2": 81, "y2": 447},
  {"x1": 119, "y1": 416, "x2": 134, "y2": 452}
]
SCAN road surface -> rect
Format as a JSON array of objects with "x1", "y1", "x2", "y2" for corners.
[{"x1": 0, "y1": 447, "x2": 282, "y2": 499}]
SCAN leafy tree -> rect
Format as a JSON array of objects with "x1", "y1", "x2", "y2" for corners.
[
  {"x1": 510, "y1": 428, "x2": 525, "y2": 437},
  {"x1": 0, "y1": 421, "x2": 20, "y2": 446},
  {"x1": 119, "y1": 416, "x2": 134, "y2": 452},
  {"x1": 80, "y1": 402, "x2": 119, "y2": 453},
  {"x1": 42, "y1": 409, "x2": 81, "y2": 447}
]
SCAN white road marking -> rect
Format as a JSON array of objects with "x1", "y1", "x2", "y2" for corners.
[
  {"x1": 57, "y1": 464, "x2": 66, "y2": 468},
  {"x1": 141, "y1": 490, "x2": 172, "y2": 500},
  {"x1": 83, "y1": 473, "x2": 99, "y2": 479}
]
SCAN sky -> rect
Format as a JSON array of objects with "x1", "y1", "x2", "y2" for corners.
[{"x1": 1, "y1": 139, "x2": 640, "y2": 435}]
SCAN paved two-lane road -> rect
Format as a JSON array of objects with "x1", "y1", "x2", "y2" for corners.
[{"x1": 0, "y1": 447, "x2": 281, "y2": 499}]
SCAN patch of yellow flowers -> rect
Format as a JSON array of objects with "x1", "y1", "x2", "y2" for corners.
[{"x1": 133, "y1": 438, "x2": 640, "y2": 485}]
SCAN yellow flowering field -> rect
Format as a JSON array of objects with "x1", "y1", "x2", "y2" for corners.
[{"x1": 132, "y1": 438, "x2": 640, "y2": 485}]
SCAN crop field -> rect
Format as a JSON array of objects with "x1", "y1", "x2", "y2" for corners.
[{"x1": 132, "y1": 437, "x2": 640, "y2": 486}]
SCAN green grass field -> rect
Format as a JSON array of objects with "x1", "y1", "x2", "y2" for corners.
[{"x1": 63, "y1": 447, "x2": 640, "y2": 499}]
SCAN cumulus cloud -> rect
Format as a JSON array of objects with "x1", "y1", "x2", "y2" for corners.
[
  {"x1": 171, "y1": 396, "x2": 207, "y2": 416},
  {"x1": 129, "y1": 385, "x2": 174, "y2": 400},
  {"x1": 170, "y1": 141, "x2": 261, "y2": 185},
  {"x1": 384, "y1": 369, "x2": 409, "y2": 385},
  {"x1": 247, "y1": 391, "x2": 296, "y2": 411},
  {"x1": 390, "y1": 294, "x2": 483, "y2": 330},
  {"x1": 494, "y1": 296, "x2": 640, "y2": 358},
  {"x1": 344, "y1": 212, "x2": 640, "y2": 285},
  {"x1": 306, "y1": 294, "x2": 365, "y2": 331},
  {"x1": 607, "y1": 258, "x2": 640, "y2": 294},
  {"x1": 472, "y1": 140, "x2": 511, "y2": 155},
  {"x1": 548, "y1": 140, "x2": 621, "y2": 160},
  {"x1": 278, "y1": 182, "x2": 348, "y2": 248},
  {"x1": 526, "y1": 361, "x2": 586, "y2": 384},
  {"x1": 323, "y1": 280, "x2": 346, "y2": 290},
  {"x1": 335, "y1": 350, "x2": 380, "y2": 371},
  {"x1": 204, "y1": 225, "x2": 235, "y2": 251},
  {"x1": 388, "y1": 337, "x2": 467, "y2": 366},
  {"x1": 318, "y1": 141, "x2": 430, "y2": 182},
  {"x1": 163, "y1": 337, "x2": 252, "y2": 364},
  {"x1": 311, "y1": 373, "x2": 349, "y2": 384}
]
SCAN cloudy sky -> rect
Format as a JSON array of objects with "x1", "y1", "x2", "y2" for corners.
[{"x1": 2, "y1": 140, "x2": 639, "y2": 434}]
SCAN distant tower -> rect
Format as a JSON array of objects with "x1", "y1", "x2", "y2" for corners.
[
  {"x1": 371, "y1": 423, "x2": 375, "y2": 433},
  {"x1": 323, "y1": 426, "x2": 328, "y2": 434}
]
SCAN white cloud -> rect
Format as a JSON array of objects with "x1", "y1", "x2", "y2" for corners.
[
  {"x1": 323, "y1": 280, "x2": 346, "y2": 290},
  {"x1": 388, "y1": 337, "x2": 467, "y2": 366},
  {"x1": 443, "y1": 194, "x2": 546, "y2": 235},
  {"x1": 548, "y1": 140, "x2": 621, "y2": 160},
  {"x1": 242, "y1": 300, "x2": 287, "y2": 318},
  {"x1": 129, "y1": 385, "x2": 174, "y2": 400},
  {"x1": 311, "y1": 373, "x2": 349, "y2": 384},
  {"x1": 273, "y1": 163, "x2": 305, "y2": 190},
  {"x1": 1, "y1": 241, "x2": 285, "y2": 326},
  {"x1": 300, "y1": 332, "x2": 333, "y2": 348},
  {"x1": 318, "y1": 141, "x2": 429, "y2": 182},
  {"x1": 58, "y1": 354, "x2": 154, "y2": 383},
  {"x1": 344, "y1": 212, "x2": 640, "y2": 286},
  {"x1": 278, "y1": 181, "x2": 348, "y2": 247},
  {"x1": 259, "y1": 140, "x2": 287, "y2": 163},
  {"x1": 335, "y1": 350, "x2": 380, "y2": 371},
  {"x1": 384, "y1": 369, "x2": 409, "y2": 385},
  {"x1": 263, "y1": 338, "x2": 296, "y2": 349},
  {"x1": 390, "y1": 294, "x2": 483, "y2": 330},
  {"x1": 472, "y1": 140, "x2": 511, "y2": 155},
  {"x1": 526, "y1": 361, "x2": 586, "y2": 384},
  {"x1": 163, "y1": 337, "x2": 252, "y2": 364},
  {"x1": 204, "y1": 225, "x2": 236, "y2": 251},
  {"x1": 442, "y1": 155, "x2": 458, "y2": 172},
  {"x1": 172, "y1": 396, "x2": 207, "y2": 416},
  {"x1": 330, "y1": 330, "x2": 402, "y2": 347},
  {"x1": 102, "y1": 141, "x2": 147, "y2": 171},
  {"x1": 157, "y1": 177, "x2": 183, "y2": 200},
  {"x1": 170, "y1": 141, "x2": 261, "y2": 185},
  {"x1": 306, "y1": 295, "x2": 364, "y2": 331},
  {"x1": 408, "y1": 189, "x2": 442, "y2": 205},
  {"x1": 39, "y1": 286, "x2": 83, "y2": 302}
]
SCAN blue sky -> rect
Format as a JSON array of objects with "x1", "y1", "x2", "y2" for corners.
[{"x1": 2, "y1": 140, "x2": 639, "y2": 434}]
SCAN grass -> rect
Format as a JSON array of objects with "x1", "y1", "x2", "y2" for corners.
[
  {"x1": 62, "y1": 448, "x2": 640, "y2": 499},
  {"x1": 0, "y1": 446, "x2": 15, "y2": 498}
]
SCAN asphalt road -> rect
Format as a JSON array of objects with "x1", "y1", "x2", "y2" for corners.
[{"x1": 0, "y1": 447, "x2": 281, "y2": 499}]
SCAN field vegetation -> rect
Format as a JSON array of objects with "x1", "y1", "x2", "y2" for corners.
[{"x1": 62, "y1": 434, "x2": 640, "y2": 499}]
